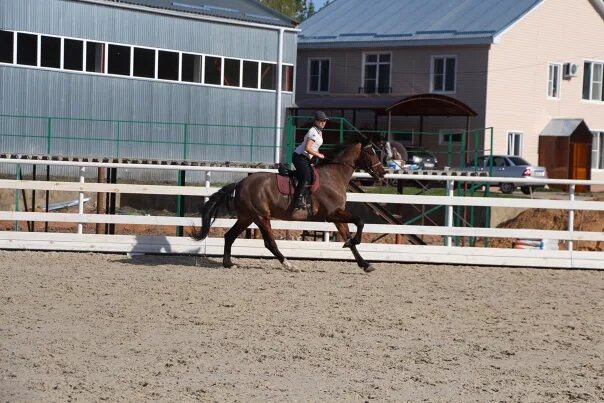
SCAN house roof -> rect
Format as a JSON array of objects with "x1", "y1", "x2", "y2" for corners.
[
  {"x1": 299, "y1": 0, "x2": 542, "y2": 48},
  {"x1": 74, "y1": 0, "x2": 298, "y2": 27},
  {"x1": 540, "y1": 119, "x2": 589, "y2": 137}
]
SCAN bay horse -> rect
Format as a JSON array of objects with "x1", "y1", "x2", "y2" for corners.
[{"x1": 192, "y1": 142, "x2": 387, "y2": 272}]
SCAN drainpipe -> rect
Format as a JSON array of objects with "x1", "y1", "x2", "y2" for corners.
[{"x1": 274, "y1": 28, "x2": 284, "y2": 163}]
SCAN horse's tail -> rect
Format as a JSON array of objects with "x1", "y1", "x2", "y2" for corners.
[{"x1": 191, "y1": 182, "x2": 239, "y2": 241}]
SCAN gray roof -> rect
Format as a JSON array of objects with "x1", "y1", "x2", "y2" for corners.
[
  {"x1": 540, "y1": 119, "x2": 586, "y2": 136},
  {"x1": 299, "y1": 0, "x2": 542, "y2": 47},
  {"x1": 79, "y1": 0, "x2": 297, "y2": 27}
]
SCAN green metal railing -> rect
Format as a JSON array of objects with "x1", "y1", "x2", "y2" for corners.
[
  {"x1": 286, "y1": 116, "x2": 495, "y2": 246},
  {"x1": 0, "y1": 114, "x2": 281, "y2": 161}
]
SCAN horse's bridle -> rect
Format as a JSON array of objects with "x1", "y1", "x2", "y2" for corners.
[
  {"x1": 361, "y1": 144, "x2": 384, "y2": 179},
  {"x1": 324, "y1": 144, "x2": 383, "y2": 178}
]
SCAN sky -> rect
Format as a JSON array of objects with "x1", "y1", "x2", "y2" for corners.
[{"x1": 312, "y1": 0, "x2": 330, "y2": 10}]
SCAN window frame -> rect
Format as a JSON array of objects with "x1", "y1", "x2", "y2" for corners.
[
  {"x1": 547, "y1": 63, "x2": 561, "y2": 99},
  {"x1": 507, "y1": 131, "x2": 524, "y2": 156},
  {"x1": 361, "y1": 51, "x2": 391, "y2": 94},
  {"x1": 0, "y1": 28, "x2": 292, "y2": 93},
  {"x1": 308, "y1": 57, "x2": 330, "y2": 93},
  {"x1": 582, "y1": 60, "x2": 604, "y2": 102},
  {"x1": 438, "y1": 129, "x2": 464, "y2": 146},
  {"x1": 430, "y1": 55, "x2": 457, "y2": 94},
  {"x1": 593, "y1": 130, "x2": 604, "y2": 170}
]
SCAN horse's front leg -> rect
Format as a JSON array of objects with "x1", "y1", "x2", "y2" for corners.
[
  {"x1": 328, "y1": 210, "x2": 375, "y2": 273},
  {"x1": 327, "y1": 208, "x2": 364, "y2": 246}
]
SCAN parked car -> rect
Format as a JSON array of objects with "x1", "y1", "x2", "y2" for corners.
[
  {"x1": 465, "y1": 155, "x2": 548, "y2": 194},
  {"x1": 385, "y1": 147, "x2": 439, "y2": 170},
  {"x1": 406, "y1": 147, "x2": 439, "y2": 170}
]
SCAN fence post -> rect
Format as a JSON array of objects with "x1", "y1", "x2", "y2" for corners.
[
  {"x1": 445, "y1": 179, "x2": 454, "y2": 247},
  {"x1": 568, "y1": 184, "x2": 575, "y2": 251},
  {"x1": 176, "y1": 170, "x2": 186, "y2": 237},
  {"x1": 204, "y1": 171, "x2": 211, "y2": 203},
  {"x1": 78, "y1": 166, "x2": 85, "y2": 234},
  {"x1": 13, "y1": 164, "x2": 21, "y2": 232},
  {"x1": 339, "y1": 118, "x2": 344, "y2": 144}
]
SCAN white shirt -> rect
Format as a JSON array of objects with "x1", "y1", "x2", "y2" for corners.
[{"x1": 294, "y1": 126, "x2": 323, "y2": 158}]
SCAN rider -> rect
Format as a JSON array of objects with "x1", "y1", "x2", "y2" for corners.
[{"x1": 292, "y1": 110, "x2": 328, "y2": 209}]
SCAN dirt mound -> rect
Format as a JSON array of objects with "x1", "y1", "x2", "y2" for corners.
[{"x1": 489, "y1": 208, "x2": 604, "y2": 251}]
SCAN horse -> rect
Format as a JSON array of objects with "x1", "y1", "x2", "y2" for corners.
[{"x1": 191, "y1": 142, "x2": 387, "y2": 273}]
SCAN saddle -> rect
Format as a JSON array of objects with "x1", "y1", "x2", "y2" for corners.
[{"x1": 276, "y1": 164, "x2": 320, "y2": 196}]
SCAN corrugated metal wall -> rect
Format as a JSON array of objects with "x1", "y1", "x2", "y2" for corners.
[{"x1": 0, "y1": 0, "x2": 297, "y2": 182}]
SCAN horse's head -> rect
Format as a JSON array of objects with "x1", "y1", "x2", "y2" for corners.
[{"x1": 358, "y1": 142, "x2": 387, "y2": 180}]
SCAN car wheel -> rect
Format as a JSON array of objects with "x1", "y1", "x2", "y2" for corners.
[
  {"x1": 520, "y1": 186, "x2": 533, "y2": 195},
  {"x1": 500, "y1": 182, "x2": 515, "y2": 194}
]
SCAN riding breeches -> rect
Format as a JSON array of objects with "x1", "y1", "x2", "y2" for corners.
[{"x1": 292, "y1": 152, "x2": 313, "y2": 184}]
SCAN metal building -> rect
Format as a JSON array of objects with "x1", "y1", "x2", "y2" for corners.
[{"x1": 0, "y1": 0, "x2": 298, "y2": 174}]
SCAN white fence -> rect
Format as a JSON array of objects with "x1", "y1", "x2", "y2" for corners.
[{"x1": 1, "y1": 158, "x2": 603, "y2": 270}]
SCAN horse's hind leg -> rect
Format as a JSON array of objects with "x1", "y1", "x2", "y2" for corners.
[
  {"x1": 255, "y1": 216, "x2": 299, "y2": 272},
  {"x1": 223, "y1": 218, "x2": 252, "y2": 268}
]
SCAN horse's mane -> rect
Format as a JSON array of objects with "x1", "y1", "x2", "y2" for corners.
[{"x1": 317, "y1": 141, "x2": 368, "y2": 166}]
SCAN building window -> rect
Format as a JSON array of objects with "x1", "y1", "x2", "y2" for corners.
[
  {"x1": 181, "y1": 53, "x2": 202, "y2": 83},
  {"x1": 432, "y1": 56, "x2": 456, "y2": 93},
  {"x1": 223, "y1": 58, "x2": 240, "y2": 87},
  {"x1": 282, "y1": 65, "x2": 294, "y2": 92},
  {"x1": 547, "y1": 63, "x2": 561, "y2": 99},
  {"x1": 0, "y1": 30, "x2": 14, "y2": 63},
  {"x1": 439, "y1": 129, "x2": 464, "y2": 146},
  {"x1": 583, "y1": 61, "x2": 604, "y2": 101},
  {"x1": 133, "y1": 47, "x2": 156, "y2": 79},
  {"x1": 86, "y1": 41, "x2": 105, "y2": 73},
  {"x1": 1, "y1": 29, "x2": 286, "y2": 93},
  {"x1": 242, "y1": 60, "x2": 259, "y2": 88},
  {"x1": 157, "y1": 50, "x2": 179, "y2": 81},
  {"x1": 205, "y1": 56, "x2": 222, "y2": 85},
  {"x1": 309, "y1": 59, "x2": 329, "y2": 92},
  {"x1": 261, "y1": 62, "x2": 276, "y2": 90},
  {"x1": 17, "y1": 33, "x2": 38, "y2": 66},
  {"x1": 507, "y1": 132, "x2": 523, "y2": 156},
  {"x1": 63, "y1": 39, "x2": 84, "y2": 71},
  {"x1": 107, "y1": 44, "x2": 131, "y2": 76},
  {"x1": 363, "y1": 53, "x2": 390, "y2": 94},
  {"x1": 593, "y1": 131, "x2": 604, "y2": 169},
  {"x1": 41, "y1": 36, "x2": 61, "y2": 69}
]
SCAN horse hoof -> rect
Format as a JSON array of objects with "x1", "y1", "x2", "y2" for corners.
[
  {"x1": 282, "y1": 259, "x2": 300, "y2": 273},
  {"x1": 363, "y1": 265, "x2": 376, "y2": 273}
]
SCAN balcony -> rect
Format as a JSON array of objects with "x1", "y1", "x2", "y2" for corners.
[{"x1": 358, "y1": 86, "x2": 392, "y2": 94}]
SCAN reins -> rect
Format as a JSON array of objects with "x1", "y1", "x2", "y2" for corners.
[{"x1": 322, "y1": 158, "x2": 355, "y2": 169}]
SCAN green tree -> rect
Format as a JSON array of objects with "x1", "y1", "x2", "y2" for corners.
[{"x1": 260, "y1": 0, "x2": 316, "y2": 21}]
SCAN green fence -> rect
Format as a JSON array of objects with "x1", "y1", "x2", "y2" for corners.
[{"x1": 0, "y1": 114, "x2": 281, "y2": 162}]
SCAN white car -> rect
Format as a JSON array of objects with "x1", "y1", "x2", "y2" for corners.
[{"x1": 466, "y1": 155, "x2": 548, "y2": 194}]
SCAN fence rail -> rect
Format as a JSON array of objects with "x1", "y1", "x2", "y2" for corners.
[{"x1": 1, "y1": 158, "x2": 603, "y2": 270}]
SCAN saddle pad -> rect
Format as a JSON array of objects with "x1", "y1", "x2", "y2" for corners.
[{"x1": 276, "y1": 167, "x2": 320, "y2": 195}]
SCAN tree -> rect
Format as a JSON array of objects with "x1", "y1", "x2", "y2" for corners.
[{"x1": 259, "y1": 0, "x2": 316, "y2": 21}]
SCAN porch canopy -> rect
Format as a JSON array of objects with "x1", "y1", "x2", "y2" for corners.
[
  {"x1": 291, "y1": 93, "x2": 477, "y2": 144},
  {"x1": 293, "y1": 93, "x2": 476, "y2": 117}
]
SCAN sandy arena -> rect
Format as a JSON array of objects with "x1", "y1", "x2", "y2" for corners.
[{"x1": 0, "y1": 250, "x2": 602, "y2": 401}]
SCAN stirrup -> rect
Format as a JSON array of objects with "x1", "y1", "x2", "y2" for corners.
[{"x1": 294, "y1": 198, "x2": 307, "y2": 209}]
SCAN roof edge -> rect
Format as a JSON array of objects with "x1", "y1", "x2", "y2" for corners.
[
  {"x1": 492, "y1": 0, "x2": 544, "y2": 43},
  {"x1": 589, "y1": 0, "x2": 604, "y2": 18},
  {"x1": 70, "y1": 0, "x2": 299, "y2": 31},
  {"x1": 298, "y1": 37, "x2": 494, "y2": 49}
]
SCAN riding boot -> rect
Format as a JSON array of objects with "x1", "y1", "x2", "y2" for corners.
[{"x1": 292, "y1": 180, "x2": 308, "y2": 209}]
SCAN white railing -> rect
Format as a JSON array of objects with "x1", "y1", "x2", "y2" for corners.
[{"x1": 1, "y1": 158, "x2": 603, "y2": 270}]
